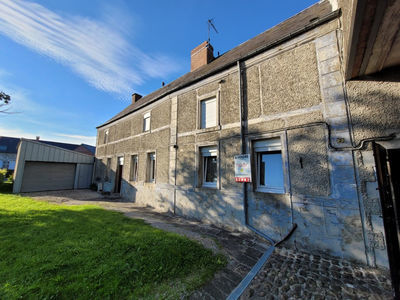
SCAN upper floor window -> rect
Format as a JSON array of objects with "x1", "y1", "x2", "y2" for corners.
[
  {"x1": 147, "y1": 152, "x2": 156, "y2": 183},
  {"x1": 130, "y1": 155, "x2": 138, "y2": 181},
  {"x1": 143, "y1": 112, "x2": 151, "y2": 132},
  {"x1": 254, "y1": 138, "x2": 285, "y2": 194},
  {"x1": 104, "y1": 129, "x2": 109, "y2": 144},
  {"x1": 200, "y1": 97, "x2": 217, "y2": 129},
  {"x1": 200, "y1": 146, "x2": 218, "y2": 188}
]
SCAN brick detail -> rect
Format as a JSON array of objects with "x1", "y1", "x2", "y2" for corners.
[{"x1": 191, "y1": 41, "x2": 214, "y2": 71}]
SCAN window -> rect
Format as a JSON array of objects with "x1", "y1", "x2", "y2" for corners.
[
  {"x1": 147, "y1": 152, "x2": 156, "y2": 182},
  {"x1": 143, "y1": 112, "x2": 151, "y2": 132},
  {"x1": 104, "y1": 129, "x2": 109, "y2": 144},
  {"x1": 254, "y1": 138, "x2": 285, "y2": 193},
  {"x1": 200, "y1": 97, "x2": 217, "y2": 129},
  {"x1": 130, "y1": 155, "x2": 138, "y2": 181},
  {"x1": 105, "y1": 157, "x2": 111, "y2": 181},
  {"x1": 200, "y1": 146, "x2": 218, "y2": 188}
]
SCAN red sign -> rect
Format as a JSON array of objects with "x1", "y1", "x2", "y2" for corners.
[{"x1": 235, "y1": 177, "x2": 251, "y2": 182}]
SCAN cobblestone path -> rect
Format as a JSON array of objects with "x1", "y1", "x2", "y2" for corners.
[{"x1": 240, "y1": 247, "x2": 393, "y2": 300}]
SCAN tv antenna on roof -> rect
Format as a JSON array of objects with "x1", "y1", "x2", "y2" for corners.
[{"x1": 207, "y1": 18, "x2": 218, "y2": 42}]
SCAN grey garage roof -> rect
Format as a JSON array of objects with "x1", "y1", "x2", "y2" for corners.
[{"x1": 98, "y1": 1, "x2": 338, "y2": 128}]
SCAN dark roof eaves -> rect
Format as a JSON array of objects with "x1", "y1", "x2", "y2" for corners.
[{"x1": 97, "y1": 8, "x2": 340, "y2": 129}]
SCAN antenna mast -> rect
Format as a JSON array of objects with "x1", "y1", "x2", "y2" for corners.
[{"x1": 207, "y1": 18, "x2": 218, "y2": 42}]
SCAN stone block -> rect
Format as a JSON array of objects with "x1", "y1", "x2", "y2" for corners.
[
  {"x1": 319, "y1": 56, "x2": 341, "y2": 75},
  {"x1": 317, "y1": 43, "x2": 339, "y2": 62},
  {"x1": 329, "y1": 150, "x2": 353, "y2": 166},
  {"x1": 331, "y1": 165, "x2": 355, "y2": 184},
  {"x1": 321, "y1": 85, "x2": 345, "y2": 102},
  {"x1": 324, "y1": 101, "x2": 347, "y2": 118},
  {"x1": 321, "y1": 71, "x2": 343, "y2": 88},
  {"x1": 315, "y1": 31, "x2": 337, "y2": 49}
]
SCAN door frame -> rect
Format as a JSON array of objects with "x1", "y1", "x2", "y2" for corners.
[{"x1": 373, "y1": 143, "x2": 400, "y2": 298}]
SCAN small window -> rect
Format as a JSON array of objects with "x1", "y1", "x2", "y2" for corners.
[
  {"x1": 130, "y1": 155, "x2": 138, "y2": 181},
  {"x1": 200, "y1": 146, "x2": 218, "y2": 188},
  {"x1": 143, "y1": 112, "x2": 151, "y2": 132},
  {"x1": 200, "y1": 97, "x2": 217, "y2": 129},
  {"x1": 254, "y1": 138, "x2": 285, "y2": 193},
  {"x1": 104, "y1": 129, "x2": 109, "y2": 144},
  {"x1": 105, "y1": 157, "x2": 112, "y2": 181},
  {"x1": 147, "y1": 152, "x2": 156, "y2": 182}
]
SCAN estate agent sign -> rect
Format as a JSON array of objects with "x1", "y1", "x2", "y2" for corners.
[{"x1": 234, "y1": 154, "x2": 252, "y2": 182}]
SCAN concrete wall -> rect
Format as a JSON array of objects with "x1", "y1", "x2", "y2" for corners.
[{"x1": 95, "y1": 13, "x2": 396, "y2": 267}]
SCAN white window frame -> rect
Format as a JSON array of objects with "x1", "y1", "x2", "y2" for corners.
[
  {"x1": 104, "y1": 129, "x2": 109, "y2": 144},
  {"x1": 253, "y1": 137, "x2": 286, "y2": 194},
  {"x1": 130, "y1": 154, "x2": 139, "y2": 182},
  {"x1": 200, "y1": 97, "x2": 217, "y2": 129},
  {"x1": 200, "y1": 146, "x2": 218, "y2": 188},
  {"x1": 197, "y1": 91, "x2": 219, "y2": 131},
  {"x1": 147, "y1": 152, "x2": 156, "y2": 183},
  {"x1": 143, "y1": 112, "x2": 151, "y2": 132}
]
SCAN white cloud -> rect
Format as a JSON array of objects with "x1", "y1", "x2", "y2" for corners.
[
  {"x1": 0, "y1": 126, "x2": 96, "y2": 145},
  {"x1": 0, "y1": 0, "x2": 180, "y2": 96},
  {"x1": 53, "y1": 133, "x2": 96, "y2": 145}
]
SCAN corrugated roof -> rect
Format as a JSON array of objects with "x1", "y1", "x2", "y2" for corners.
[{"x1": 98, "y1": 1, "x2": 336, "y2": 128}]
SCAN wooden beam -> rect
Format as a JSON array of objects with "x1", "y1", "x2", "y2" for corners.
[{"x1": 365, "y1": 0, "x2": 400, "y2": 74}]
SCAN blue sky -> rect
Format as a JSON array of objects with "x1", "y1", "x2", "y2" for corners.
[{"x1": 0, "y1": 0, "x2": 317, "y2": 145}]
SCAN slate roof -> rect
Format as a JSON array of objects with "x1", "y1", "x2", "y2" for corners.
[
  {"x1": 98, "y1": 1, "x2": 338, "y2": 128},
  {"x1": 0, "y1": 136, "x2": 20, "y2": 154}
]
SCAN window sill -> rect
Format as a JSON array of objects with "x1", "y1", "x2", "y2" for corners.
[
  {"x1": 197, "y1": 125, "x2": 221, "y2": 134},
  {"x1": 255, "y1": 187, "x2": 285, "y2": 194}
]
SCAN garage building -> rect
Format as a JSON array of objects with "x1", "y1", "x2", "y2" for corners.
[{"x1": 13, "y1": 139, "x2": 94, "y2": 193}]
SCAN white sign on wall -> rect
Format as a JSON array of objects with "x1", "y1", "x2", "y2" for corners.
[{"x1": 234, "y1": 154, "x2": 252, "y2": 182}]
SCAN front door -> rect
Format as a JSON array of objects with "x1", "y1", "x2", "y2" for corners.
[
  {"x1": 115, "y1": 156, "x2": 124, "y2": 193},
  {"x1": 373, "y1": 143, "x2": 400, "y2": 298}
]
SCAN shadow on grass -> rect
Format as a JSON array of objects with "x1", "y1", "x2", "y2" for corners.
[{"x1": 0, "y1": 196, "x2": 226, "y2": 299}]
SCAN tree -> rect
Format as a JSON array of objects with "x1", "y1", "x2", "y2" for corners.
[{"x1": 0, "y1": 91, "x2": 11, "y2": 113}]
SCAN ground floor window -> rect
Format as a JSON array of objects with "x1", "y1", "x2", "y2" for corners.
[
  {"x1": 147, "y1": 152, "x2": 156, "y2": 182},
  {"x1": 130, "y1": 155, "x2": 138, "y2": 181},
  {"x1": 254, "y1": 138, "x2": 284, "y2": 193},
  {"x1": 200, "y1": 146, "x2": 217, "y2": 188}
]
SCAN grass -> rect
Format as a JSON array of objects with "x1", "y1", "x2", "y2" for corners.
[{"x1": 0, "y1": 190, "x2": 226, "y2": 299}]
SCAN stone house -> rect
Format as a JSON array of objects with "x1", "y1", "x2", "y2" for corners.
[{"x1": 95, "y1": 0, "x2": 400, "y2": 286}]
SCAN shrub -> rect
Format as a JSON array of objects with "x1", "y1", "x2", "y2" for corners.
[{"x1": 0, "y1": 169, "x2": 7, "y2": 183}]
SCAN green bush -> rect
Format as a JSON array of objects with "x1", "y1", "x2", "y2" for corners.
[{"x1": 0, "y1": 169, "x2": 7, "y2": 183}]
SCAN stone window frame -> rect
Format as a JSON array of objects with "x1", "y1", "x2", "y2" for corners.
[
  {"x1": 129, "y1": 153, "x2": 139, "y2": 182},
  {"x1": 145, "y1": 150, "x2": 157, "y2": 184},
  {"x1": 247, "y1": 131, "x2": 290, "y2": 194},
  {"x1": 195, "y1": 141, "x2": 221, "y2": 190},
  {"x1": 196, "y1": 91, "x2": 221, "y2": 133}
]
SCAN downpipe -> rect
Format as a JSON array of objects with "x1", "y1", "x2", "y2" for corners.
[{"x1": 228, "y1": 61, "x2": 297, "y2": 300}]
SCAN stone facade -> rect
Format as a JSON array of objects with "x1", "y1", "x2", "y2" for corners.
[{"x1": 95, "y1": 2, "x2": 399, "y2": 269}]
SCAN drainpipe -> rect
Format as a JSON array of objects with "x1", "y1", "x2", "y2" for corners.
[
  {"x1": 237, "y1": 60, "x2": 296, "y2": 244},
  {"x1": 228, "y1": 61, "x2": 297, "y2": 300}
]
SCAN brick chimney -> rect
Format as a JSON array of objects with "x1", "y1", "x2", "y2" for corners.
[
  {"x1": 191, "y1": 41, "x2": 214, "y2": 72},
  {"x1": 131, "y1": 93, "x2": 142, "y2": 104}
]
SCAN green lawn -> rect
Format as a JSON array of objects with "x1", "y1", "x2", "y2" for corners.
[{"x1": 0, "y1": 191, "x2": 225, "y2": 299}]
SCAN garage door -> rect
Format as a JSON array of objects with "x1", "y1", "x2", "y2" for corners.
[{"x1": 21, "y1": 162, "x2": 76, "y2": 192}]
